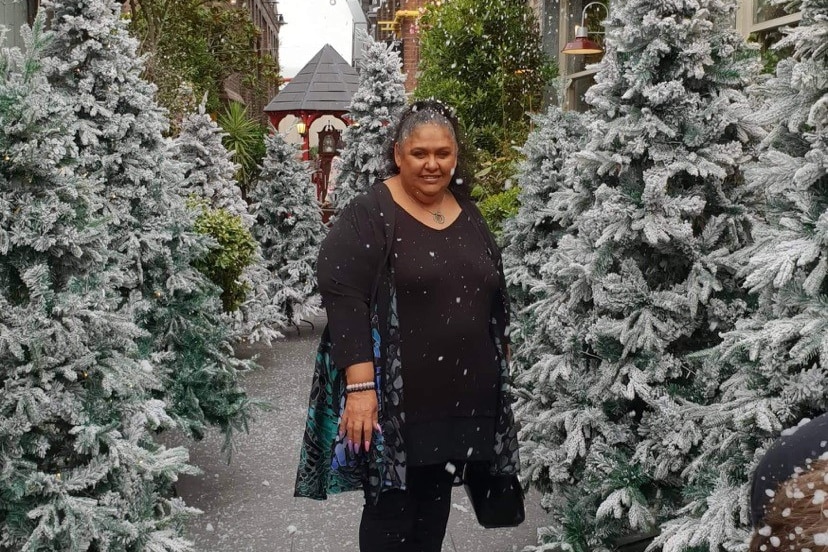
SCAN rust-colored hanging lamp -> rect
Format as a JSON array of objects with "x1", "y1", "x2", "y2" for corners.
[{"x1": 563, "y1": 2, "x2": 608, "y2": 55}]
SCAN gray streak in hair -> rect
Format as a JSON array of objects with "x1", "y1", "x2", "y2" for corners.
[{"x1": 395, "y1": 110, "x2": 457, "y2": 148}]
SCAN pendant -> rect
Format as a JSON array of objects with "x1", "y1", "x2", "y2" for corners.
[{"x1": 432, "y1": 212, "x2": 446, "y2": 224}]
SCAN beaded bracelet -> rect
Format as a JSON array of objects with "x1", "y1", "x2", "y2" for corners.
[{"x1": 345, "y1": 381, "x2": 376, "y2": 394}]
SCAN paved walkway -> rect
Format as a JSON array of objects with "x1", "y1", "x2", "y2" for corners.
[{"x1": 175, "y1": 316, "x2": 546, "y2": 551}]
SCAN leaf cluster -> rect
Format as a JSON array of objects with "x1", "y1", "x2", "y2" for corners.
[
  {"x1": 217, "y1": 101, "x2": 267, "y2": 196},
  {"x1": 475, "y1": 184, "x2": 521, "y2": 241},
  {"x1": 127, "y1": 0, "x2": 280, "y2": 120},
  {"x1": 193, "y1": 205, "x2": 258, "y2": 312}
]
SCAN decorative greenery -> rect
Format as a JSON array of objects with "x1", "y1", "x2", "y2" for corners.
[
  {"x1": 251, "y1": 131, "x2": 324, "y2": 326},
  {"x1": 475, "y1": 184, "x2": 520, "y2": 241},
  {"x1": 507, "y1": 0, "x2": 767, "y2": 545},
  {"x1": 415, "y1": 0, "x2": 556, "y2": 155},
  {"x1": 0, "y1": 17, "x2": 200, "y2": 548},
  {"x1": 217, "y1": 101, "x2": 267, "y2": 197},
  {"x1": 126, "y1": 0, "x2": 280, "y2": 122},
  {"x1": 471, "y1": 146, "x2": 523, "y2": 237},
  {"x1": 193, "y1": 205, "x2": 258, "y2": 312},
  {"x1": 471, "y1": 142, "x2": 522, "y2": 194}
]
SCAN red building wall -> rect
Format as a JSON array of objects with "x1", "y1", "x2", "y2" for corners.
[{"x1": 373, "y1": 0, "x2": 432, "y2": 92}]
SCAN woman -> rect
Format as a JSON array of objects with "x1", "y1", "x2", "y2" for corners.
[{"x1": 295, "y1": 100, "x2": 521, "y2": 551}]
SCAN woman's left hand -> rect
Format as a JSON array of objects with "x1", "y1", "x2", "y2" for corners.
[
  {"x1": 341, "y1": 389, "x2": 378, "y2": 454},
  {"x1": 341, "y1": 361, "x2": 378, "y2": 453}
]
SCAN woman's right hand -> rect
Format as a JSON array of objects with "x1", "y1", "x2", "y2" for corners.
[{"x1": 341, "y1": 362, "x2": 378, "y2": 454}]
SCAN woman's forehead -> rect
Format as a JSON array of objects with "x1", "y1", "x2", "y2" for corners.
[{"x1": 399, "y1": 122, "x2": 457, "y2": 147}]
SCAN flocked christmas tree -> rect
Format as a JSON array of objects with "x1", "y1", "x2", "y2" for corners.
[
  {"x1": 175, "y1": 100, "x2": 284, "y2": 343},
  {"x1": 0, "y1": 20, "x2": 198, "y2": 550},
  {"x1": 511, "y1": 0, "x2": 765, "y2": 548},
  {"x1": 176, "y1": 97, "x2": 253, "y2": 226},
  {"x1": 503, "y1": 104, "x2": 589, "y2": 313},
  {"x1": 44, "y1": 0, "x2": 259, "y2": 444},
  {"x1": 333, "y1": 31, "x2": 406, "y2": 210},
  {"x1": 649, "y1": 1, "x2": 828, "y2": 549},
  {"x1": 250, "y1": 130, "x2": 325, "y2": 326}
]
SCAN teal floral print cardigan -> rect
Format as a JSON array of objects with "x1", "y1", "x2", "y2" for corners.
[{"x1": 294, "y1": 182, "x2": 520, "y2": 504}]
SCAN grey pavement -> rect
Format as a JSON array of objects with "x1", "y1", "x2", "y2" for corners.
[{"x1": 175, "y1": 315, "x2": 546, "y2": 551}]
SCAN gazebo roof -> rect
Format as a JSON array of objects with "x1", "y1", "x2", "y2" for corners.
[{"x1": 265, "y1": 44, "x2": 359, "y2": 114}]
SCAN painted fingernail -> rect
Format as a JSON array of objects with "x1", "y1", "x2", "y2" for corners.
[
  {"x1": 374, "y1": 423, "x2": 383, "y2": 434},
  {"x1": 364, "y1": 441, "x2": 371, "y2": 452}
]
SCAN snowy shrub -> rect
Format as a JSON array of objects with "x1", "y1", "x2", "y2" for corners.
[
  {"x1": 650, "y1": 0, "x2": 828, "y2": 548},
  {"x1": 176, "y1": 99, "x2": 253, "y2": 225},
  {"x1": 45, "y1": 0, "x2": 260, "y2": 446},
  {"x1": 0, "y1": 17, "x2": 199, "y2": 551}
]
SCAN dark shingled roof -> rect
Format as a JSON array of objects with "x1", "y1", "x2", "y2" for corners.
[{"x1": 265, "y1": 44, "x2": 359, "y2": 113}]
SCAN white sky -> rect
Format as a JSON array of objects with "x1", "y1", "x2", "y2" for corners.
[{"x1": 278, "y1": 0, "x2": 356, "y2": 79}]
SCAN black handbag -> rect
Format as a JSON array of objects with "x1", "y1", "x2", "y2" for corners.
[{"x1": 462, "y1": 462, "x2": 526, "y2": 529}]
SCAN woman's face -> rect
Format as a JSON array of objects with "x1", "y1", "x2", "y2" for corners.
[{"x1": 394, "y1": 123, "x2": 458, "y2": 198}]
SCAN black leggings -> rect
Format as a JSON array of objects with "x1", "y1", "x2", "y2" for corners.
[{"x1": 359, "y1": 463, "x2": 455, "y2": 552}]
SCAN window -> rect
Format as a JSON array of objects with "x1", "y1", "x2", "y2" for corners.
[
  {"x1": 737, "y1": 0, "x2": 801, "y2": 74},
  {"x1": 754, "y1": 0, "x2": 791, "y2": 24},
  {"x1": 736, "y1": 0, "x2": 801, "y2": 34}
]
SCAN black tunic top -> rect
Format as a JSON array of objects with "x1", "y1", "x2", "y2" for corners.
[
  {"x1": 308, "y1": 182, "x2": 520, "y2": 503},
  {"x1": 393, "y1": 204, "x2": 500, "y2": 465}
]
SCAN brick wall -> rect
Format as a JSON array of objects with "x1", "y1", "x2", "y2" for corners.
[
  {"x1": 370, "y1": 0, "x2": 430, "y2": 92},
  {"x1": 400, "y1": 0, "x2": 425, "y2": 91}
]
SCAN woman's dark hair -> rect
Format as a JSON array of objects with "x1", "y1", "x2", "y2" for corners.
[{"x1": 383, "y1": 99, "x2": 473, "y2": 198}]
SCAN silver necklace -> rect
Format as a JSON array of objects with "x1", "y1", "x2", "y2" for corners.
[{"x1": 418, "y1": 192, "x2": 446, "y2": 224}]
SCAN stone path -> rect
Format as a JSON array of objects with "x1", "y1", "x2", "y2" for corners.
[{"x1": 175, "y1": 316, "x2": 546, "y2": 551}]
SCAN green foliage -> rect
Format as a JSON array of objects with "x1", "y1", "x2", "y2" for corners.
[
  {"x1": 217, "y1": 101, "x2": 267, "y2": 196},
  {"x1": 471, "y1": 137, "x2": 525, "y2": 194},
  {"x1": 475, "y1": 185, "x2": 520, "y2": 240},
  {"x1": 193, "y1": 205, "x2": 257, "y2": 312},
  {"x1": 748, "y1": 29, "x2": 795, "y2": 74},
  {"x1": 415, "y1": 0, "x2": 556, "y2": 154},
  {"x1": 470, "y1": 140, "x2": 523, "y2": 238},
  {"x1": 127, "y1": 0, "x2": 280, "y2": 122}
]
